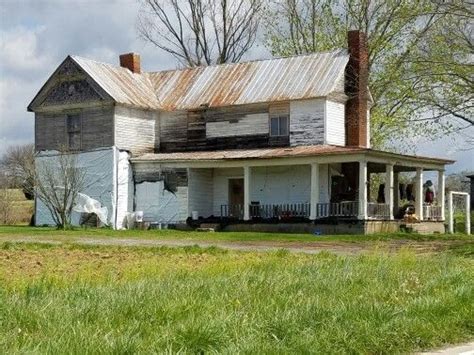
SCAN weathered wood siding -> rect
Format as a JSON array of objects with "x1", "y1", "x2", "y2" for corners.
[
  {"x1": 289, "y1": 99, "x2": 325, "y2": 146},
  {"x1": 325, "y1": 100, "x2": 346, "y2": 146},
  {"x1": 35, "y1": 105, "x2": 114, "y2": 151},
  {"x1": 206, "y1": 113, "x2": 268, "y2": 138},
  {"x1": 188, "y1": 168, "x2": 214, "y2": 218},
  {"x1": 159, "y1": 110, "x2": 188, "y2": 151},
  {"x1": 114, "y1": 105, "x2": 158, "y2": 155},
  {"x1": 159, "y1": 103, "x2": 289, "y2": 152}
]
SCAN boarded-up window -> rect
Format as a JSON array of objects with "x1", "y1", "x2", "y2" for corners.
[
  {"x1": 67, "y1": 114, "x2": 81, "y2": 150},
  {"x1": 270, "y1": 115, "x2": 288, "y2": 136}
]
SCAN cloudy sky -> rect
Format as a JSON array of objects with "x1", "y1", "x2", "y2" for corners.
[{"x1": 0, "y1": 0, "x2": 472, "y2": 174}]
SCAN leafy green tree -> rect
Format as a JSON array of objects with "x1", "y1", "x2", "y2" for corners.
[{"x1": 264, "y1": 0, "x2": 473, "y2": 148}]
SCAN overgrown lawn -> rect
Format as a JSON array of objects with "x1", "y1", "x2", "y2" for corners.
[{"x1": 0, "y1": 242, "x2": 472, "y2": 353}]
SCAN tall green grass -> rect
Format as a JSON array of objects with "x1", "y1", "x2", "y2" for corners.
[{"x1": 0, "y1": 243, "x2": 473, "y2": 353}]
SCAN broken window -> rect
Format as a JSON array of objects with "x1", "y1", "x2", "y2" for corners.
[
  {"x1": 270, "y1": 115, "x2": 289, "y2": 136},
  {"x1": 67, "y1": 114, "x2": 81, "y2": 150}
]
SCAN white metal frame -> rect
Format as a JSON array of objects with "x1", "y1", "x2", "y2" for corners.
[{"x1": 448, "y1": 191, "x2": 471, "y2": 235}]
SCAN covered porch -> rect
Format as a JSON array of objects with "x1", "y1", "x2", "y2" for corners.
[
  {"x1": 132, "y1": 145, "x2": 452, "y2": 227},
  {"x1": 207, "y1": 163, "x2": 446, "y2": 223}
]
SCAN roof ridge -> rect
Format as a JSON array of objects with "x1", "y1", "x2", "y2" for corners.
[
  {"x1": 70, "y1": 48, "x2": 348, "y2": 75},
  {"x1": 147, "y1": 48, "x2": 348, "y2": 75}
]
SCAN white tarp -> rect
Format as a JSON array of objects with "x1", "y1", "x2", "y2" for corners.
[
  {"x1": 35, "y1": 147, "x2": 132, "y2": 229},
  {"x1": 135, "y1": 181, "x2": 188, "y2": 223},
  {"x1": 73, "y1": 192, "x2": 109, "y2": 225}
]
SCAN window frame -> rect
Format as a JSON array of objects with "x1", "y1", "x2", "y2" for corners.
[
  {"x1": 269, "y1": 114, "x2": 289, "y2": 137},
  {"x1": 66, "y1": 113, "x2": 82, "y2": 151}
]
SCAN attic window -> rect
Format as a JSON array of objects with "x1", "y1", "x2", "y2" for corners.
[
  {"x1": 67, "y1": 114, "x2": 81, "y2": 150},
  {"x1": 270, "y1": 115, "x2": 289, "y2": 137}
]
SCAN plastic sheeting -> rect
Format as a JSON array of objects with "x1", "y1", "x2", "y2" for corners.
[
  {"x1": 135, "y1": 181, "x2": 188, "y2": 223},
  {"x1": 35, "y1": 147, "x2": 132, "y2": 229},
  {"x1": 73, "y1": 192, "x2": 108, "y2": 225}
]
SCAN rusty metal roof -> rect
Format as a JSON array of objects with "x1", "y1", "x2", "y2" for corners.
[
  {"x1": 147, "y1": 49, "x2": 349, "y2": 110},
  {"x1": 41, "y1": 50, "x2": 349, "y2": 111},
  {"x1": 132, "y1": 145, "x2": 453, "y2": 165},
  {"x1": 71, "y1": 56, "x2": 161, "y2": 110},
  {"x1": 134, "y1": 145, "x2": 364, "y2": 161}
]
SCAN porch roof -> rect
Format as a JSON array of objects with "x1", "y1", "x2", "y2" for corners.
[{"x1": 132, "y1": 145, "x2": 454, "y2": 168}]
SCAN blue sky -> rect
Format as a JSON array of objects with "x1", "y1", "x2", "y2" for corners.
[{"x1": 0, "y1": 0, "x2": 472, "y2": 174}]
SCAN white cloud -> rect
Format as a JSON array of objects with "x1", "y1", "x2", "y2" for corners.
[
  {"x1": 0, "y1": 26, "x2": 52, "y2": 74},
  {"x1": 0, "y1": 0, "x2": 471, "y2": 173}
]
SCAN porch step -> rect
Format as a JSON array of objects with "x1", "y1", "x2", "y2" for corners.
[{"x1": 199, "y1": 223, "x2": 221, "y2": 231}]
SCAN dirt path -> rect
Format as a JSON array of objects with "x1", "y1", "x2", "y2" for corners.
[
  {"x1": 0, "y1": 234, "x2": 467, "y2": 255},
  {"x1": 419, "y1": 341, "x2": 474, "y2": 355}
]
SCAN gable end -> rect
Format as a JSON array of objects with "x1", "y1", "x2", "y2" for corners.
[{"x1": 28, "y1": 56, "x2": 113, "y2": 112}]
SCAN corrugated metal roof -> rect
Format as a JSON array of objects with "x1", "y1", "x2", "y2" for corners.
[
  {"x1": 132, "y1": 145, "x2": 454, "y2": 164},
  {"x1": 58, "y1": 50, "x2": 349, "y2": 111},
  {"x1": 148, "y1": 49, "x2": 349, "y2": 110},
  {"x1": 134, "y1": 145, "x2": 364, "y2": 161},
  {"x1": 71, "y1": 56, "x2": 161, "y2": 110}
]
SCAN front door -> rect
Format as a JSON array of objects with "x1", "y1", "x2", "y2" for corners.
[{"x1": 228, "y1": 178, "x2": 244, "y2": 218}]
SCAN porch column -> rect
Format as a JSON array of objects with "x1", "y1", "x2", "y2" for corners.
[
  {"x1": 466, "y1": 193, "x2": 471, "y2": 235},
  {"x1": 358, "y1": 160, "x2": 368, "y2": 219},
  {"x1": 310, "y1": 163, "x2": 320, "y2": 220},
  {"x1": 438, "y1": 170, "x2": 445, "y2": 221},
  {"x1": 385, "y1": 164, "x2": 394, "y2": 220},
  {"x1": 243, "y1": 166, "x2": 251, "y2": 221},
  {"x1": 393, "y1": 171, "x2": 399, "y2": 217},
  {"x1": 415, "y1": 168, "x2": 424, "y2": 221}
]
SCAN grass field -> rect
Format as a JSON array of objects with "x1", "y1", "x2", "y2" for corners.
[
  {"x1": 0, "y1": 189, "x2": 33, "y2": 225},
  {"x1": 1, "y1": 225, "x2": 473, "y2": 242},
  {"x1": 0, "y1": 239, "x2": 473, "y2": 353}
]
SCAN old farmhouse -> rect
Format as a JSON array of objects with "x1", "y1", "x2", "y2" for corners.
[{"x1": 28, "y1": 31, "x2": 453, "y2": 234}]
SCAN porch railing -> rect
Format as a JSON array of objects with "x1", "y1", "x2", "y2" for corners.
[
  {"x1": 315, "y1": 201, "x2": 358, "y2": 218},
  {"x1": 423, "y1": 204, "x2": 443, "y2": 221},
  {"x1": 220, "y1": 204, "x2": 244, "y2": 219},
  {"x1": 250, "y1": 203, "x2": 310, "y2": 219},
  {"x1": 220, "y1": 201, "x2": 358, "y2": 219},
  {"x1": 368, "y1": 203, "x2": 391, "y2": 219}
]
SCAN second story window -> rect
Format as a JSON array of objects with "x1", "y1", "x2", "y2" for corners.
[
  {"x1": 270, "y1": 115, "x2": 289, "y2": 137},
  {"x1": 67, "y1": 114, "x2": 81, "y2": 150}
]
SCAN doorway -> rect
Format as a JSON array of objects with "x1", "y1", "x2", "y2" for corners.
[{"x1": 228, "y1": 178, "x2": 244, "y2": 218}]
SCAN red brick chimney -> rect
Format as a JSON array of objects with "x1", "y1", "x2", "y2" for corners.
[
  {"x1": 345, "y1": 30, "x2": 369, "y2": 147},
  {"x1": 119, "y1": 53, "x2": 141, "y2": 74}
]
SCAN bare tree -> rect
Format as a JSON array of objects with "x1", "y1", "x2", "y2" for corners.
[
  {"x1": 138, "y1": 0, "x2": 263, "y2": 66},
  {"x1": 0, "y1": 143, "x2": 35, "y2": 197},
  {"x1": 34, "y1": 151, "x2": 85, "y2": 230}
]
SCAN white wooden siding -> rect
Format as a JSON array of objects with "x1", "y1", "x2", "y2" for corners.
[
  {"x1": 325, "y1": 100, "x2": 346, "y2": 146},
  {"x1": 211, "y1": 165, "x2": 331, "y2": 216},
  {"x1": 212, "y1": 168, "x2": 243, "y2": 216},
  {"x1": 114, "y1": 105, "x2": 157, "y2": 155},
  {"x1": 289, "y1": 99, "x2": 325, "y2": 146},
  {"x1": 188, "y1": 168, "x2": 214, "y2": 217},
  {"x1": 206, "y1": 113, "x2": 268, "y2": 138}
]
